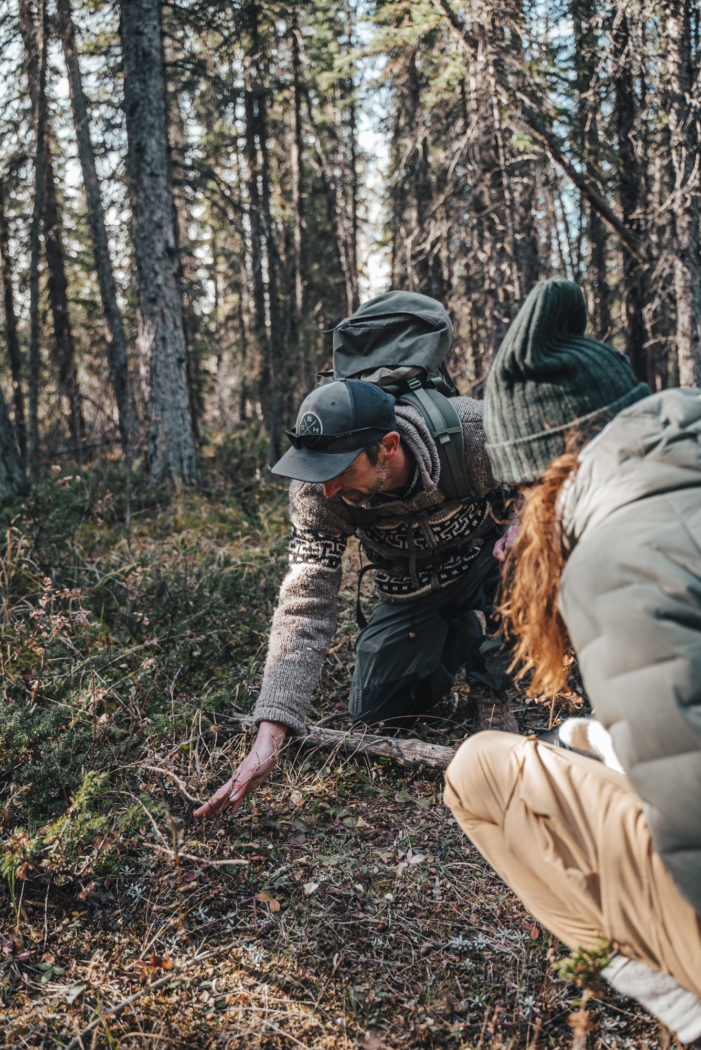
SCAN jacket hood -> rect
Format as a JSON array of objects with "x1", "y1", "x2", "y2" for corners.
[
  {"x1": 560, "y1": 388, "x2": 701, "y2": 552},
  {"x1": 394, "y1": 400, "x2": 442, "y2": 491}
]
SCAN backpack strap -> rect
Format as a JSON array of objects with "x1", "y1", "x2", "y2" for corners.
[{"x1": 398, "y1": 378, "x2": 469, "y2": 502}]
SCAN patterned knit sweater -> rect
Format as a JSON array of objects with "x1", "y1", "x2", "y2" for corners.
[{"x1": 252, "y1": 397, "x2": 504, "y2": 733}]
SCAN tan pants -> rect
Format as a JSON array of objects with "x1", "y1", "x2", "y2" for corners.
[{"x1": 444, "y1": 731, "x2": 701, "y2": 999}]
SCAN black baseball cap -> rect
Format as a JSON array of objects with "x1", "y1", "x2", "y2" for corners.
[{"x1": 271, "y1": 379, "x2": 396, "y2": 483}]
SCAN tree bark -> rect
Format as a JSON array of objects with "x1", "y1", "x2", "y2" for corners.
[
  {"x1": 56, "y1": 0, "x2": 135, "y2": 452},
  {"x1": 18, "y1": 0, "x2": 85, "y2": 453},
  {"x1": 0, "y1": 179, "x2": 27, "y2": 465},
  {"x1": 25, "y1": 0, "x2": 47, "y2": 478},
  {"x1": 163, "y1": 28, "x2": 204, "y2": 438},
  {"x1": 119, "y1": 0, "x2": 199, "y2": 484},
  {"x1": 0, "y1": 385, "x2": 28, "y2": 501},
  {"x1": 242, "y1": 0, "x2": 284, "y2": 466},
  {"x1": 612, "y1": 9, "x2": 649, "y2": 382},
  {"x1": 665, "y1": 0, "x2": 701, "y2": 387}
]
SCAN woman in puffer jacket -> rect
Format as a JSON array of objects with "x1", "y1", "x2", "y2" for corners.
[{"x1": 444, "y1": 277, "x2": 701, "y2": 1045}]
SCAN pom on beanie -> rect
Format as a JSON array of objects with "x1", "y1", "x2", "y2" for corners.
[{"x1": 484, "y1": 278, "x2": 650, "y2": 484}]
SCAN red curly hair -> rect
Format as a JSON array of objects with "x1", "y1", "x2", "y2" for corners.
[{"x1": 498, "y1": 449, "x2": 582, "y2": 698}]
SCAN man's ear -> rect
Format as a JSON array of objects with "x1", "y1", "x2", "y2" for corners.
[{"x1": 380, "y1": 431, "x2": 401, "y2": 457}]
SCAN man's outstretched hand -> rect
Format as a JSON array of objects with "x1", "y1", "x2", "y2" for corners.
[{"x1": 193, "y1": 720, "x2": 287, "y2": 821}]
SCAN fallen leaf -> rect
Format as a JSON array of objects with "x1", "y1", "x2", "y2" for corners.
[
  {"x1": 256, "y1": 891, "x2": 280, "y2": 912},
  {"x1": 65, "y1": 983, "x2": 86, "y2": 1004}
]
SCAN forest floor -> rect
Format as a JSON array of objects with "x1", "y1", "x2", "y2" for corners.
[{"x1": 0, "y1": 442, "x2": 677, "y2": 1049}]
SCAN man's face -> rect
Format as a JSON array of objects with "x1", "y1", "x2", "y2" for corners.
[{"x1": 322, "y1": 450, "x2": 389, "y2": 505}]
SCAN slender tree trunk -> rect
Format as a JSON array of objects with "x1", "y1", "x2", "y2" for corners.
[
  {"x1": 304, "y1": 87, "x2": 354, "y2": 317},
  {"x1": 56, "y1": 0, "x2": 135, "y2": 452},
  {"x1": 18, "y1": 0, "x2": 85, "y2": 452},
  {"x1": 163, "y1": 29, "x2": 203, "y2": 438},
  {"x1": 612, "y1": 10, "x2": 649, "y2": 382},
  {"x1": 290, "y1": 19, "x2": 310, "y2": 389},
  {"x1": 571, "y1": 0, "x2": 611, "y2": 339},
  {"x1": 0, "y1": 385, "x2": 28, "y2": 500},
  {"x1": 25, "y1": 0, "x2": 47, "y2": 479},
  {"x1": 119, "y1": 0, "x2": 199, "y2": 484},
  {"x1": 343, "y1": 2, "x2": 360, "y2": 310},
  {"x1": 405, "y1": 50, "x2": 445, "y2": 301},
  {"x1": 0, "y1": 179, "x2": 27, "y2": 465},
  {"x1": 665, "y1": 0, "x2": 701, "y2": 387},
  {"x1": 242, "y1": 0, "x2": 283, "y2": 465}
]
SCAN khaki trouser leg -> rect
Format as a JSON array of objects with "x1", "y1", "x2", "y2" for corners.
[{"x1": 444, "y1": 731, "x2": 701, "y2": 999}]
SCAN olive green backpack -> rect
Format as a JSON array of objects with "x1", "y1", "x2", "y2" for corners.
[{"x1": 329, "y1": 290, "x2": 469, "y2": 502}]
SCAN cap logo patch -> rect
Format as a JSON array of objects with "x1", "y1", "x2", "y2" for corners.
[{"x1": 299, "y1": 411, "x2": 323, "y2": 436}]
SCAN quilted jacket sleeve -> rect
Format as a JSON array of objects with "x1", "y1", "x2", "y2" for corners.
[{"x1": 559, "y1": 487, "x2": 701, "y2": 914}]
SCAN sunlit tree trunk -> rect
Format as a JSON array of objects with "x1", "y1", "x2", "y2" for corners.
[
  {"x1": 119, "y1": 0, "x2": 199, "y2": 484},
  {"x1": 56, "y1": 0, "x2": 135, "y2": 452},
  {"x1": 163, "y1": 28, "x2": 203, "y2": 437}
]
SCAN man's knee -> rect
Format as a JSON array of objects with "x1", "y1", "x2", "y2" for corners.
[{"x1": 444, "y1": 730, "x2": 524, "y2": 825}]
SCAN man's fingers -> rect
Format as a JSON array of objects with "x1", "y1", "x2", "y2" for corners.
[
  {"x1": 194, "y1": 779, "x2": 235, "y2": 820},
  {"x1": 228, "y1": 776, "x2": 250, "y2": 805}
]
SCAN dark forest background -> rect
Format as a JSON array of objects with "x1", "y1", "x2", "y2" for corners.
[{"x1": 0, "y1": 0, "x2": 699, "y2": 494}]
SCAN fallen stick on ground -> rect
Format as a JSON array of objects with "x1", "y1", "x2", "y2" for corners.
[{"x1": 224, "y1": 713, "x2": 459, "y2": 770}]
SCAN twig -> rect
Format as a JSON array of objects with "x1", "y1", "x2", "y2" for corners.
[
  {"x1": 141, "y1": 765, "x2": 201, "y2": 804},
  {"x1": 149, "y1": 844, "x2": 249, "y2": 867}
]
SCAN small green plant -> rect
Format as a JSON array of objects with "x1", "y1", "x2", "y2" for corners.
[{"x1": 554, "y1": 936, "x2": 613, "y2": 987}]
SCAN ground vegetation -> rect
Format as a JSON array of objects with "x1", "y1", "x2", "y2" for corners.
[{"x1": 0, "y1": 450, "x2": 670, "y2": 1049}]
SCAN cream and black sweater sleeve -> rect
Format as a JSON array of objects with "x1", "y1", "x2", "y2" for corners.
[{"x1": 251, "y1": 481, "x2": 356, "y2": 734}]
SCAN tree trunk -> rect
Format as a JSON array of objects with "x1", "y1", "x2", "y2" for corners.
[
  {"x1": 0, "y1": 386, "x2": 28, "y2": 501},
  {"x1": 242, "y1": 0, "x2": 284, "y2": 466},
  {"x1": 612, "y1": 9, "x2": 649, "y2": 382},
  {"x1": 290, "y1": 18, "x2": 310, "y2": 389},
  {"x1": 119, "y1": 0, "x2": 199, "y2": 484},
  {"x1": 571, "y1": 0, "x2": 611, "y2": 339},
  {"x1": 56, "y1": 0, "x2": 135, "y2": 452},
  {"x1": 0, "y1": 179, "x2": 27, "y2": 465},
  {"x1": 18, "y1": 0, "x2": 85, "y2": 453},
  {"x1": 25, "y1": 0, "x2": 47, "y2": 478},
  {"x1": 665, "y1": 0, "x2": 701, "y2": 387},
  {"x1": 163, "y1": 28, "x2": 204, "y2": 438}
]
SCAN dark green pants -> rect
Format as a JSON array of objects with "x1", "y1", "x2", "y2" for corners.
[{"x1": 348, "y1": 542, "x2": 509, "y2": 730}]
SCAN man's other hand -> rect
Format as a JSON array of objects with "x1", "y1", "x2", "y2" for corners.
[
  {"x1": 493, "y1": 523, "x2": 520, "y2": 562},
  {"x1": 193, "y1": 720, "x2": 287, "y2": 821}
]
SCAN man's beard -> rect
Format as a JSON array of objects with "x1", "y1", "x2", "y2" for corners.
[{"x1": 342, "y1": 462, "x2": 390, "y2": 507}]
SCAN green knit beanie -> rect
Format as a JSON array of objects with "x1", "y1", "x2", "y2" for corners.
[{"x1": 484, "y1": 278, "x2": 650, "y2": 484}]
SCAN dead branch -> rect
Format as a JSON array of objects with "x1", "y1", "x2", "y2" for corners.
[{"x1": 224, "y1": 713, "x2": 459, "y2": 771}]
